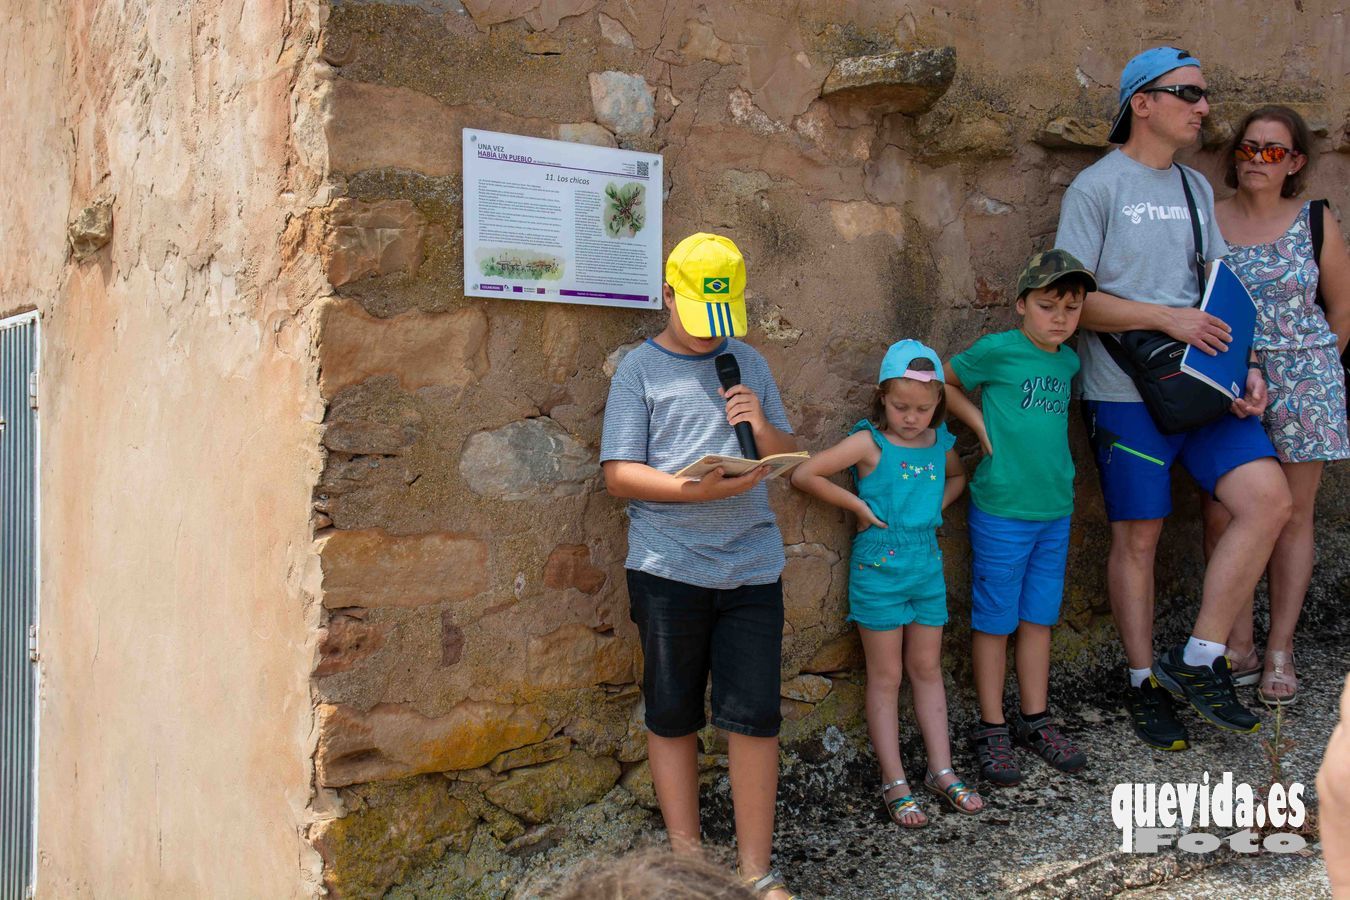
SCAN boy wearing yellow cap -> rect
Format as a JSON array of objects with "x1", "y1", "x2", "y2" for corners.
[{"x1": 601, "y1": 233, "x2": 799, "y2": 898}]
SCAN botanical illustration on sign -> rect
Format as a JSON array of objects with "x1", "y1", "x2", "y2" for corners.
[
  {"x1": 604, "y1": 182, "x2": 646, "y2": 238},
  {"x1": 477, "y1": 248, "x2": 565, "y2": 281}
]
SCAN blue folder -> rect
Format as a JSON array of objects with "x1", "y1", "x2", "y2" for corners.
[{"x1": 1180, "y1": 261, "x2": 1257, "y2": 401}]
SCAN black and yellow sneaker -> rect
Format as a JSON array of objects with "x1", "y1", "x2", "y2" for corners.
[
  {"x1": 1126, "y1": 677, "x2": 1189, "y2": 751},
  {"x1": 1152, "y1": 645, "x2": 1261, "y2": 734}
]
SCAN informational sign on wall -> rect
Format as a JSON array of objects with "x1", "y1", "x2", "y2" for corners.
[{"x1": 462, "y1": 129, "x2": 663, "y2": 311}]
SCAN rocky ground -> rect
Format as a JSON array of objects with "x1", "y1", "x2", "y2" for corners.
[
  {"x1": 389, "y1": 555, "x2": 1349, "y2": 899},
  {"x1": 763, "y1": 572, "x2": 1348, "y2": 899},
  {"x1": 755, "y1": 638, "x2": 1342, "y2": 900}
]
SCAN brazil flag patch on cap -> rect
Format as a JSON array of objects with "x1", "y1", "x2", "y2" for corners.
[{"x1": 665, "y1": 233, "x2": 749, "y2": 338}]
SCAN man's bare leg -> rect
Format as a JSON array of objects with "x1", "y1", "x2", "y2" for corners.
[
  {"x1": 1198, "y1": 458, "x2": 1291, "y2": 642},
  {"x1": 1108, "y1": 518, "x2": 1165, "y2": 669},
  {"x1": 1202, "y1": 496, "x2": 1257, "y2": 657}
]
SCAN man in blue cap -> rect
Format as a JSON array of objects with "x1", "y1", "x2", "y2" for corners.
[{"x1": 1055, "y1": 48, "x2": 1291, "y2": 750}]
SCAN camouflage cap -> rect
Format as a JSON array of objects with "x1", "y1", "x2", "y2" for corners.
[{"x1": 1015, "y1": 249, "x2": 1097, "y2": 298}]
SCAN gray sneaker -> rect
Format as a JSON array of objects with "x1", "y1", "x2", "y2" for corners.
[
  {"x1": 1012, "y1": 715, "x2": 1087, "y2": 773},
  {"x1": 971, "y1": 723, "x2": 1022, "y2": 786}
]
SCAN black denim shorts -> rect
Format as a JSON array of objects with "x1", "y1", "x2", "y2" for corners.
[{"x1": 626, "y1": 569, "x2": 784, "y2": 739}]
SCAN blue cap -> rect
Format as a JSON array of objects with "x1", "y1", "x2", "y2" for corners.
[
  {"x1": 879, "y1": 339, "x2": 944, "y2": 383},
  {"x1": 1108, "y1": 47, "x2": 1202, "y2": 144}
]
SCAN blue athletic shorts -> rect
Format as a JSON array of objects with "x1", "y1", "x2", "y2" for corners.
[
  {"x1": 1082, "y1": 400, "x2": 1277, "y2": 522},
  {"x1": 968, "y1": 504, "x2": 1071, "y2": 635}
]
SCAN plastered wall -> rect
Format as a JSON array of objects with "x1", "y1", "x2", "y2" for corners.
[{"x1": 2, "y1": 0, "x2": 332, "y2": 895}]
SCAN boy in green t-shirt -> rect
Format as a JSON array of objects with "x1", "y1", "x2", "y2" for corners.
[{"x1": 944, "y1": 250, "x2": 1097, "y2": 786}]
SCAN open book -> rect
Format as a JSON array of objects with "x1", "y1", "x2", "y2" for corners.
[
  {"x1": 675, "y1": 451, "x2": 811, "y2": 480},
  {"x1": 1180, "y1": 260, "x2": 1257, "y2": 401}
]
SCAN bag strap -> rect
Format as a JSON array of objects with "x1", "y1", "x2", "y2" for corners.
[
  {"x1": 1099, "y1": 326, "x2": 1138, "y2": 370},
  {"x1": 1311, "y1": 199, "x2": 1327, "y2": 311},
  {"x1": 1175, "y1": 164, "x2": 1206, "y2": 300},
  {"x1": 1104, "y1": 166, "x2": 1205, "y2": 360},
  {"x1": 1311, "y1": 199, "x2": 1326, "y2": 262}
]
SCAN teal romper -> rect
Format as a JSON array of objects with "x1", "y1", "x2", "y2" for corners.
[{"x1": 847, "y1": 419, "x2": 955, "y2": 630}]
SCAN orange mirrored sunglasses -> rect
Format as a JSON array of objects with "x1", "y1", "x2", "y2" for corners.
[{"x1": 1234, "y1": 143, "x2": 1297, "y2": 164}]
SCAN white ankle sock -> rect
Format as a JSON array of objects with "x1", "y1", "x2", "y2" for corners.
[
  {"x1": 1183, "y1": 636, "x2": 1225, "y2": 668},
  {"x1": 1129, "y1": 666, "x2": 1152, "y2": 688}
]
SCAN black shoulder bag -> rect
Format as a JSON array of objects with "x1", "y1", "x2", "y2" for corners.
[
  {"x1": 1098, "y1": 166, "x2": 1233, "y2": 434},
  {"x1": 1309, "y1": 198, "x2": 1350, "y2": 414}
]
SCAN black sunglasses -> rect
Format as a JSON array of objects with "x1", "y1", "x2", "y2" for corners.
[{"x1": 1140, "y1": 84, "x2": 1209, "y2": 103}]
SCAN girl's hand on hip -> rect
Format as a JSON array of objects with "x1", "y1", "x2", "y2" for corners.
[{"x1": 855, "y1": 503, "x2": 888, "y2": 532}]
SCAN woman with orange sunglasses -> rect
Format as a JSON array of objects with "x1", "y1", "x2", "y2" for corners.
[{"x1": 1203, "y1": 105, "x2": 1350, "y2": 706}]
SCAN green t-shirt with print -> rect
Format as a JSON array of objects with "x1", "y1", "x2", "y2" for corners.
[{"x1": 949, "y1": 329, "x2": 1079, "y2": 521}]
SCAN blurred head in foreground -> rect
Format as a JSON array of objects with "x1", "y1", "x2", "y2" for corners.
[{"x1": 550, "y1": 849, "x2": 757, "y2": 900}]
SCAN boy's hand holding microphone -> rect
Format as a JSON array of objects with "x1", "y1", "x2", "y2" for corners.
[{"x1": 697, "y1": 352, "x2": 769, "y2": 500}]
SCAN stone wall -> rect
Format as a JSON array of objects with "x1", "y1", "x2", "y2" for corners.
[
  {"x1": 2, "y1": 0, "x2": 331, "y2": 895},
  {"x1": 10, "y1": 0, "x2": 1349, "y2": 897},
  {"x1": 305, "y1": 1, "x2": 1350, "y2": 895}
]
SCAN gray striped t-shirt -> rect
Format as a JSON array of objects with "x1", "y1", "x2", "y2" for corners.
[{"x1": 600, "y1": 338, "x2": 793, "y2": 589}]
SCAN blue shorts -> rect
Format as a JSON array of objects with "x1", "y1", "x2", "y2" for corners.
[
  {"x1": 968, "y1": 504, "x2": 1071, "y2": 635},
  {"x1": 1082, "y1": 401, "x2": 1278, "y2": 522},
  {"x1": 848, "y1": 528, "x2": 947, "y2": 630}
]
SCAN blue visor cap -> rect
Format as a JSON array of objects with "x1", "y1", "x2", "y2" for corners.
[
  {"x1": 1108, "y1": 47, "x2": 1202, "y2": 144},
  {"x1": 879, "y1": 339, "x2": 944, "y2": 383}
]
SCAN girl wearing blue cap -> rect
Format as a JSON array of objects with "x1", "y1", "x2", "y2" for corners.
[{"x1": 792, "y1": 340, "x2": 983, "y2": 827}]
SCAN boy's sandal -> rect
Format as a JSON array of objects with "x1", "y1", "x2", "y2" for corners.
[
  {"x1": 971, "y1": 724, "x2": 1022, "y2": 786},
  {"x1": 882, "y1": 777, "x2": 928, "y2": 828},
  {"x1": 924, "y1": 768, "x2": 983, "y2": 815},
  {"x1": 1229, "y1": 647, "x2": 1262, "y2": 687},
  {"x1": 740, "y1": 868, "x2": 801, "y2": 899},
  {"x1": 1014, "y1": 719, "x2": 1087, "y2": 774},
  {"x1": 1258, "y1": 651, "x2": 1298, "y2": 706}
]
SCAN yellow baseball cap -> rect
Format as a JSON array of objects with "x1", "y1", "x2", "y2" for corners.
[{"x1": 665, "y1": 233, "x2": 748, "y2": 338}]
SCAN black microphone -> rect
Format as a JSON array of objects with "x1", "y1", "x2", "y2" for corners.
[{"x1": 714, "y1": 352, "x2": 759, "y2": 460}]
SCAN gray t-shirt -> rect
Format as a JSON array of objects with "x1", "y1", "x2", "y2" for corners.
[
  {"x1": 1055, "y1": 149, "x2": 1228, "y2": 402},
  {"x1": 600, "y1": 338, "x2": 793, "y2": 589}
]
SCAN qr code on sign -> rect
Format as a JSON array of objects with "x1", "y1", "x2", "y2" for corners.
[{"x1": 635, "y1": 161, "x2": 649, "y2": 177}]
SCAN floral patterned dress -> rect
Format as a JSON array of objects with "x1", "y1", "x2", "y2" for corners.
[{"x1": 1226, "y1": 202, "x2": 1350, "y2": 463}]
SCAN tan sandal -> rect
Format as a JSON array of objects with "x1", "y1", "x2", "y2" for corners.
[
  {"x1": 1258, "y1": 651, "x2": 1298, "y2": 706},
  {"x1": 924, "y1": 768, "x2": 983, "y2": 815},
  {"x1": 1228, "y1": 646, "x2": 1262, "y2": 687},
  {"x1": 882, "y1": 777, "x2": 928, "y2": 828}
]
